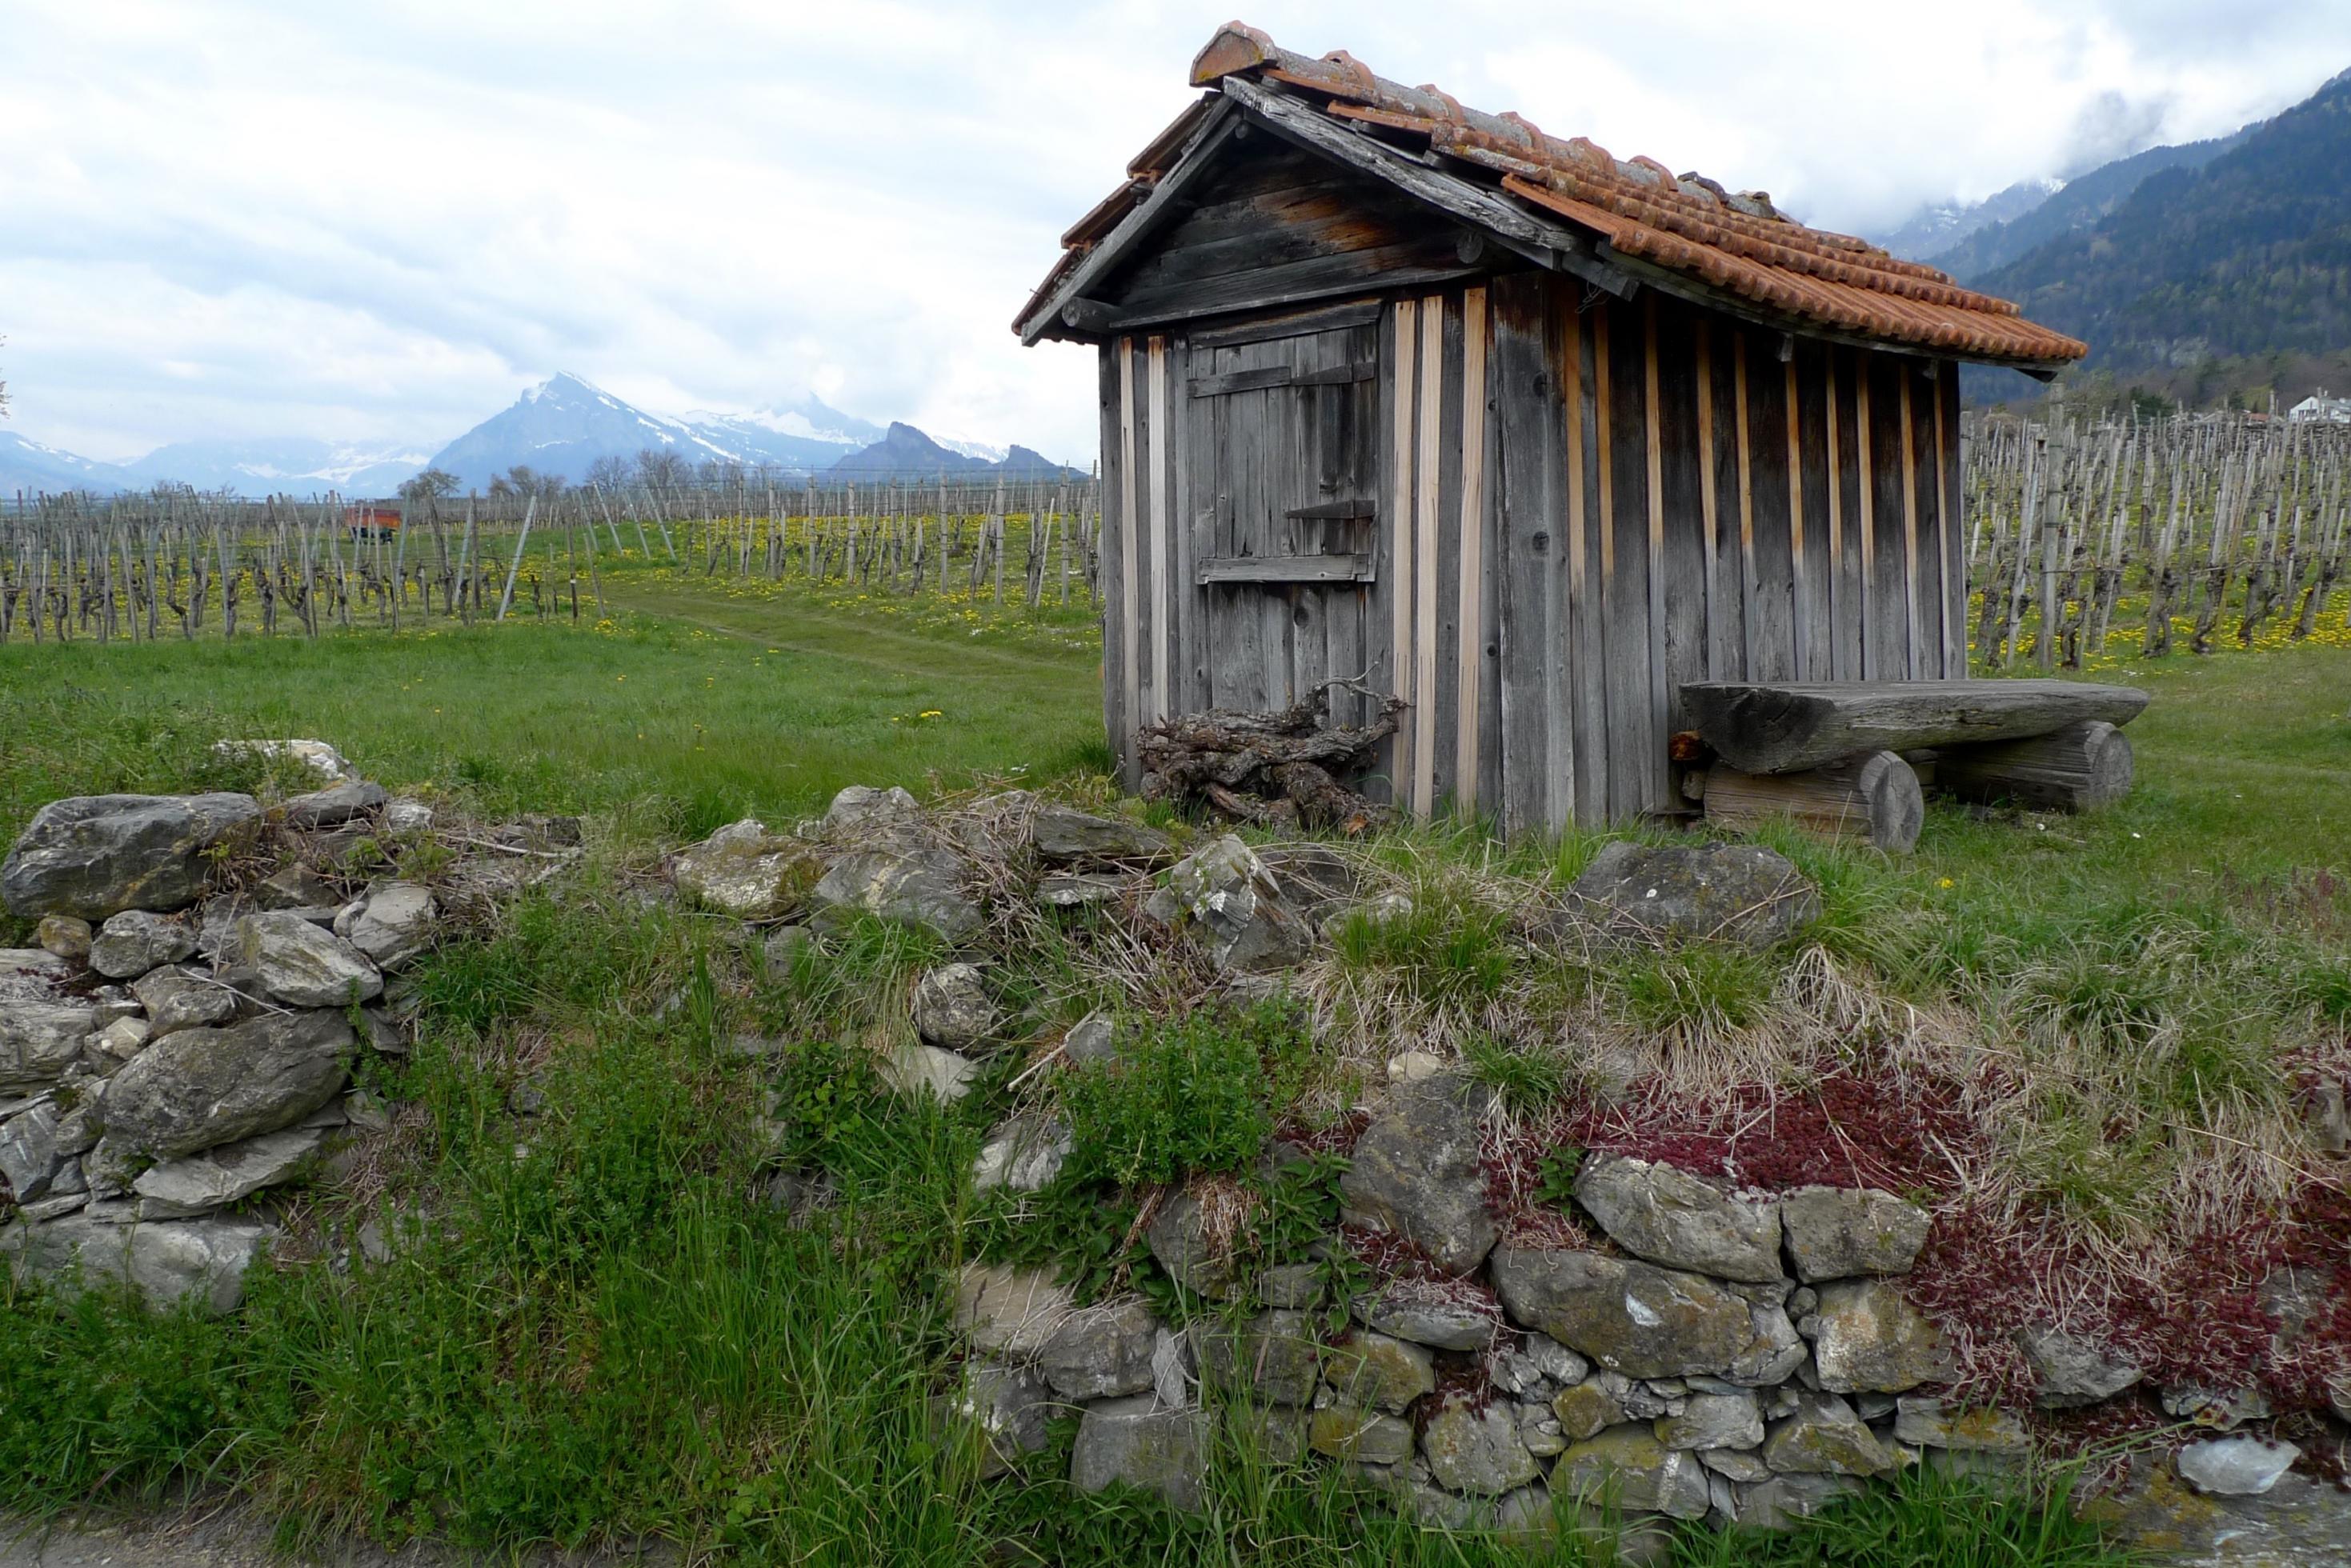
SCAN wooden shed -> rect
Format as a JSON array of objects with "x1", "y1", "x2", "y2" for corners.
[{"x1": 1015, "y1": 23, "x2": 2090, "y2": 832}]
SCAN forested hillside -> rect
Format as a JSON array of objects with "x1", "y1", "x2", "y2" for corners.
[{"x1": 1981, "y1": 70, "x2": 2351, "y2": 374}]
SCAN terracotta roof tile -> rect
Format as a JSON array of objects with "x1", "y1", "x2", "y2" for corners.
[{"x1": 1018, "y1": 22, "x2": 2087, "y2": 367}]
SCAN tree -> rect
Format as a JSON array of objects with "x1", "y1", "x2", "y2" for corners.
[
  {"x1": 635, "y1": 446, "x2": 687, "y2": 488},
  {"x1": 398, "y1": 467, "x2": 461, "y2": 502},
  {"x1": 584, "y1": 454, "x2": 631, "y2": 492}
]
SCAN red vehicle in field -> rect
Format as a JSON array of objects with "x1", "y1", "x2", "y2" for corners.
[{"x1": 344, "y1": 506, "x2": 402, "y2": 540}]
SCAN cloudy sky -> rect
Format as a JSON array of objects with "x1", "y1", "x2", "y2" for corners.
[{"x1": 6, "y1": 0, "x2": 2348, "y2": 465}]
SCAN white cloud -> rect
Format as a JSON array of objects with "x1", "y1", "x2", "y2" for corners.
[{"x1": 2, "y1": 0, "x2": 2346, "y2": 466}]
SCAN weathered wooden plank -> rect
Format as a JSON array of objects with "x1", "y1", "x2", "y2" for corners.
[
  {"x1": 1147, "y1": 335, "x2": 1172, "y2": 724},
  {"x1": 1934, "y1": 719, "x2": 2133, "y2": 813},
  {"x1": 1899, "y1": 368, "x2": 1923, "y2": 681},
  {"x1": 1682, "y1": 678, "x2": 2153, "y2": 774},
  {"x1": 1828, "y1": 348, "x2": 1864, "y2": 681},
  {"x1": 1784, "y1": 353, "x2": 1811, "y2": 680},
  {"x1": 1387, "y1": 301, "x2": 1418, "y2": 804},
  {"x1": 1190, "y1": 298, "x2": 1383, "y2": 351},
  {"x1": 1604, "y1": 294, "x2": 1652, "y2": 820},
  {"x1": 1177, "y1": 338, "x2": 1212, "y2": 714},
  {"x1": 1104, "y1": 242, "x2": 1477, "y2": 334},
  {"x1": 1693, "y1": 318, "x2": 1727, "y2": 683},
  {"x1": 1412, "y1": 293, "x2": 1444, "y2": 817},
  {"x1": 1430, "y1": 291, "x2": 1466, "y2": 813},
  {"x1": 1196, "y1": 553, "x2": 1374, "y2": 583},
  {"x1": 1455, "y1": 284, "x2": 1490, "y2": 817},
  {"x1": 1565, "y1": 285, "x2": 1604, "y2": 827},
  {"x1": 1905, "y1": 366, "x2": 1943, "y2": 683},
  {"x1": 1864, "y1": 354, "x2": 1905, "y2": 682},
  {"x1": 1704, "y1": 750, "x2": 1924, "y2": 852},
  {"x1": 1651, "y1": 296, "x2": 1702, "y2": 810},
  {"x1": 1732, "y1": 329, "x2": 1759, "y2": 679},
  {"x1": 1285, "y1": 498, "x2": 1377, "y2": 520},
  {"x1": 1116, "y1": 338, "x2": 1141, "y2": 774},
  {"x1": 1491, "y1": 271, "x2": 1560, "y2": 834},
  {"x1": 1188, "y1": 361, "x2": 1376, "y2": 398},
  {"x1": 1100, "y1": 342, "x2": 1131, "y2": 781},
  {"x1": 1792, "y1": 344, "x2": 1834, "y2": 682},
  {"x1": 1940, "y1": 362, "x2": 1965, "y2": 678},
  {"x1": 1745, "y1": 330, "x2": 1796, "y2": 682}
]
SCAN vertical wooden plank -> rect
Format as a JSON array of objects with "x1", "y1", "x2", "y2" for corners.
[
  {"x1": 1492, "y1": 272, "x2": 1566, "y2": 836},
  {"x1": 1907, "y1": 366, "x2": 1943, "y2": 682},
  {"x1": 1388, "y1": 302, "x2": 1418, "y2": 805},
  {"x1": 1864, "y1": 354, "x2": 1908, "y2": 682},
  {"x1": 1732, "y1": 331, "x2": 1757, "y2": 678},
  {"x1": 1940, "y1": 361, "x2": 1965, "y2": 678},
  {"x1": 1793, "y1": 345, "x2": 1834, "y2": 682},
  {"x1": 1413, "y1": 294, "x2": 1444, "y2": 818},
  {"x1": 1856, "y1": 356, "x2": 1879, "y2": 680},
  {"x1": 1900, "y1": 368, "x2": 1922, "y2": 680},
  {"x1": 1654, "y1": 299, "x2": 1707, "y2": 776},
  {"x1": 1642, "y1": 294, "x2": 1673, "y2": 810},
  {"x1": 1784, "y1": 354, "x2": 1811, "y2": 679},
  {"x1": 1115, "y1": 336, "x2": 1140, "y2": 778},
  {"x1": 1604, "y1": 297, "x2": 1654, "y2": 820},
  {"x1": 1174, "y1": 335, "x2": 1208, "y2": 713},
  {"x1": 1564, "y1": 287, "x2": 1603, "y2": 828},
  {"x1": 1147, "y1": 335, "x2": 1171, "y2": 723},
  {"x1": 1744, "y1": 331, "x2": 1796, "y2": 682},
  {"x1": 1694, "y1": 319, "x2": 1726, "y2": 681},
  {"x1": 1454, "y1": 285, "x2": 1490, "y2": 818},
  {"x1": 1826, "y1": 349, "x2": 1861, "y2": 681}
]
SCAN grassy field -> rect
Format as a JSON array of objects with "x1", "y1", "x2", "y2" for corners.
[{"x1": 0, "y1": 570, "x2": 2346, "y2": 1566}]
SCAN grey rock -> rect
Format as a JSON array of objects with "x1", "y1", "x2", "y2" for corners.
[
  {"x1": 938, "y1": 1360, "x2": 1054, "y2": 1480},
  {"x1": 1196, "y1": 1309, "x2": 1322, "y2": 1406},
  {"x1": 1252, "y1": 844, "x2": 1360, "y2": 925},
  {"x1": 2, "y1": 1210, "x2": 270, "y2": 1314},
  {"x1": 1030, "y1": 803, "x2": 1173, "y2": 866},
  {"x1": 358, "y1": 1004, "x2": 413, "y2": 1057},
  {"x1": 1151, "y1": 1326, "x2": 1194, "y2": 1410},
  {"x1": 1352, "y1": 1278, "x2": 1501, "y2": 1350},
  {"x1": 1235, "y1": 1406, "x2": 1309, "y2": 1466},
  {"x1": 875, "y1": 1042, "x2": 979, "y2": 1102},
  {"x1": 1762, "y1": 1390, "x2": 1894, "y2": 1475},
  {"x1": 333, "y1": 882, "x2": 438, "y2": 970},
  {"x1": 1321, "y1": 1330, "x2": 1435, "y2": 1412},
  {"x1": 1516, "y1": 1399, "x2": 1568, "y2": 1458},
  {"x1": 1573, "y1": 1154, "x2": 1784, "y2": 1282},
  {"x1": 971, "y1": 1115, "x2": 1071, "y2": 1194},
  {"x1": 2017, "y1": 1325, "x2": 2141, "y2": 1409},
  {"x1": 1145, "y1": 1189, "x2": 1248, "y2": 1301},
  {"x1": 1811, "y1": 1279, "x2": 1950, "y2": 1393},
  {"x1": 1039, "y1": 1298, "x2": 1159, "y2": 1400},
  {"x1": 671, "y1": 820, "x2": 827, "y2": 921},
  {"x1": 759, "y1": 924, "x2": 811, "y2": 979},
  {"x1": 36, "y1": 915, "x2": 91, "y2": 962},
  {"x1": 1492, "y1": 1247, "x2": 1756, "y2": 1378},
  {"x1": 1733, "y1": 1472, "x2": 1864, "y2": 1530},
  {"x1": 17, "y1": 1191, "x2": 90, "y2": 1222},
  {"x1": 1568, "y1": 840, "x2": 1820, "y2": 950},
  {"x1": 94, "y1": 1007, "x2": 354, "y2": 1164},
  {"x1": 1727, "y1": 1288, "x2": 1810, "y2": 1386},
  {"x1": 281, "y1": 778, "x2": 388, "y2": 828},
  {"x1": 1071, "y1": 1397, "x2": 1211, "y2": 1510},
  {"x1": 1697, "y1": 1446, "x2": 1773, "y2": 1482},
  {"x1": 228, "y1": 911, "x2": 382, "y2": 1007},
  {"x1": 254, "y1": 864, "x2": 338, "y2": 911},
  {"x1": 2159, "y1": 1382, "x2": 2273, "y2": 1432},
  {"x1": 1552, "y1": 1423, "x2": 1712, "y2": 1520},
  {"x1": 1658, "y1": 1390, "x2": 1764, "y2": 1450},
  {"x1": 1036, "y1": 871, "x2": 1127, "y2": 908},
  {"x1": 2177, "y1": 1436, "x2": 2299, "y2": 1497},
  {"x1": 131, "y1": 1126, "x2": 326, "y2": 1218},
  {"x1": 1309, "y1": 1406, "x2": 1416, "y2": 1466},
  {"x1": 1491, "y1": 1332, "x2": 1590, "y2": 1398},
  {"x1": 1779, "y1": 1186, "x2": 1932, "y2": 1281},
  {"x1": 88, "y1": 910, "x2": 199, "y2": 981},
  {"x1": 213, "y1": 739, "x2": 352, "y2": 783},
  {"x1": 382, "y1": 797, "x2": 435, "y2": 834},
  {"x1": 1893, "y1": 1397, "x2": 2030, "y2": 1454},
  {"x1": 1, "y1": 793, "x2": 261, "y2": 922},
  {"x1": 0, "y1": 1099, "x2": 67, "y2": 1202},
  {"x1": 819, "y1": 784, "x2": 924, "y2": 841},
  {"x1": 1061, "y1": 1011, "x2": 1122, "y2": 1066},
  {"x1": 128, "y1": 966, "x2": 240, "y2": 1041},
  {"x1": 811, "y1": 847, "x2": 982, "y2": 942},
  {"x1": 952, "y1": 1262, "x2": 1075, "y2": 1360},
  {"x1": 1256, "y1": 1262, "x2": 1323, "y2": 1309},
  {"x1": 1423, "y1": 1400, "x2": 1541, "y2": 1498},
  {"x1": 911, "y1": 962, "x2": 997, "y2": 1052},
  {"x1": 0, "y1": 1001, "x2": 93, "y2": 1091},
  {"x1": 1338, "y1": 1078, "x2": 1498, "y2": 1274},
  {"x1": 1150, "y1": 835, "x2": 1312, "y2": 972}
]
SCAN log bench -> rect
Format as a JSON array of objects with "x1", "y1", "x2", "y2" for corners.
[{"x1": 1680, "y1": 679, "x2": 2150, "y2": 849}]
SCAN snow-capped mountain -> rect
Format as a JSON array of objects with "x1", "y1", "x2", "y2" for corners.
[
  {"x1": 114, "y1": 438, "x2": 430, "y2": 498},
  {"x1": 684, "y1": 394, "x2": 884, "y2": 470},
  {"x1": 423, "y1": 373, "x2": 747, "y2": 490},
  {"x1": 1869, "y1": 178, "x2": 2064, "y2": 263},
  {"x1": 0, "y1": 430, "x2": 132, "y2": 494}
]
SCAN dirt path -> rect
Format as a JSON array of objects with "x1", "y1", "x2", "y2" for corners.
[{"x1": 0, "y1": 1513, "x2": 675, "y2": 1568}]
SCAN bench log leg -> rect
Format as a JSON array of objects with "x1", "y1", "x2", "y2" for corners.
[
  {"x1": 1702, "y1": 750, "x2": 1924, "y2": 853},
  {"x1": 1934, "y1": 720, "x2": 2133, "y2": 814}
]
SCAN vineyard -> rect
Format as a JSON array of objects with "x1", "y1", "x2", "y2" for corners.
[{"x1": 4, "y1": 410, "x2": 2350, "y2": 665}]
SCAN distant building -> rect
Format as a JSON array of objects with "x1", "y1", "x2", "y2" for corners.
[{"x1": 2288, "y1": 390, "x2": 2351, "y2": 424}]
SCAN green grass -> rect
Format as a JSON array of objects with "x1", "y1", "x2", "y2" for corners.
[{"x1": 0, "y1": 584, "x2": 1107, "y2": 857}]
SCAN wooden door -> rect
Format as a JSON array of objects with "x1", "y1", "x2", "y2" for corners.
[{"x1": 1185, "y1": 311, "x2": 1381, "y2": 714}]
